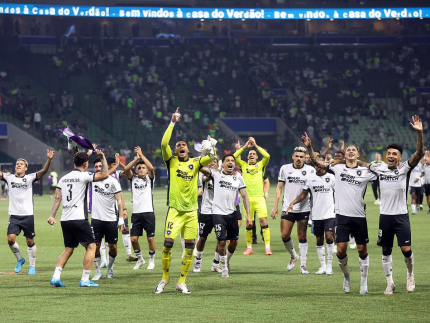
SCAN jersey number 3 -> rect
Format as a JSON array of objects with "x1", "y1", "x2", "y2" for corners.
[{"x1": 66, "y1": 184, "x2": 73, "y2": 202}]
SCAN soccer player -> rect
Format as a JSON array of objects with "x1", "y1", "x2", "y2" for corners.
[
  {"x1": 193, "y1": 158, "x2": 221, "y2": 273},
  {"x1": 423, "y1": 152, "x2": 430, "y2": 214},
  {"x1": 303, "y1": 134, "x2": 376, "y2": 294},
  {"x1": 90, "y1": 158, "x2": 125, "y2": 280},
  {"x1": 286, "y1": 155, "x2": 336, "y2": 275},
  {"x1": 155, "y1": 108, "x2": 214, "y2": 294},
  {"x1": 233, "y1": 137, "x2": 271, "y2": 255},
  {"x1": 104, "y1": 155, "x2": 138, "y2": 262},
  {"x1": 49, "y1": 168, "x2": 58, "y2": 200},
  {"x1": 409, "y1": 157, "x2": 424, "y2": 215},
  {"x1": 357, "y1": 116, "x2": 423, "y2": 294},
  {"x1": 48, "y1": 150, "x2": 109, "y2": 287},
  {"x1": 271, "y1": 147, "x2": 314, "y2": 274},
  {"x1": 371, "y1": 153, "x2": 385, "y2": 205},
  {"x1": 3, "y1": 148, "x2": 55, "y2": 275},
  {"x1": 200, "y1": 155, "x2": 252, "y2": 277},
  {"x1": 124, "y1": 147, "x2": 156, "y2": 270}
]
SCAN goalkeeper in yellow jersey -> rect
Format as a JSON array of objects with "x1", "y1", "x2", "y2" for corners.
[
  {"x1": 234, "y1": 137, "x2": 272, "y2": 255},
  {"x1": 155, "y1": 108, "x2": 214, "y2": 294}
]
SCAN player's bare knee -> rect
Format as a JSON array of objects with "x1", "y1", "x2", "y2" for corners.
[
  {"x1": 357, "y1": 244, "x2": 367, "y2": 256},
  {"x1": 130, "y1": 236, "x2": 138, "y2": 243},
  {"x1": 316, "y1": 236, "x2": 324, "y2": 245},
  {"x1": 400, "y1": 245, "x2": 411, "y2": 253},
  {"x1": 260, "y1": 217, "x2": 268, "y2": 226},
  {"x1": 281, "y1": 233, "x2": 290, "y2": 241},
  {"x1": 297, "y1": 231, "x2": 307, "y2": 240},
  {"x1": 7, "y1": 236, "x2": 15, "y2": 245},
  {"x1": 218, "y1": 240, "x2": 226, "y2": 249},
  {"x1": 85, "y1": 243, "x2": 96, "y2": 252},
  {"x1": 325, "y1": 232, "x2": 333, "y2": 241},
  {"x1": 108, "y1": 243, "x2": 118, "y2": 254}
]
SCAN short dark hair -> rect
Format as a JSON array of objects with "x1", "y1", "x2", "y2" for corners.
[
  {"x1": 93, "y1": 158, "x2": 101, "y2": 165},
  {"x1": 335, "y1": 150, "x2": 345, "y2": 156},
  {"x1": 136, "y1": 160, "x2": 145, "y2": 167},
  {"x1": 74, "y1": 152, "x2": 89, "y2": 167},
  {"x1": 346, "y1": 144, "x2": 360, "y2": 152},
  {"x1": 106, "y1": 157, "x2": 116, "y2": 165},
  {"x1": 222, "y1": 154, "x2": 235, "y2": 163},
  {"x1": 387, "y1": 143, "x2": 403, "y2": 155},
  {"x1": 317, "y1": 154, "x2": 325, "y2": 160}
]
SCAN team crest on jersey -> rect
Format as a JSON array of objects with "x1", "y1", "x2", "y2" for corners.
[
  {"x1": 395, "y1": 170, "x2": 399, "y2": 175},
  {"x1": 167, "y1": 230, "x2": 171, "y2": 236},
  {"x1": 357, "y1": 170, "x2": 362, "y2": 176},
  {"x1": 233, "y1": 176, "x2": 237, "y2": 180},
  {"x1": 255, "y1": 165, "x2": 258, "y2": 168},
  {"x1": 22, "y1": 178, "x2": 27, "y2": 182},
  {"x1": 188, "y1": 164, "x2": 194, "y2": 171},
  {"x1": 325, "y1": 177, "x2": 330, "y2": 183},
  {"x1": 302, "y1": 171, "x2": 306, "y2": 176},
  {"x1": 105, "y1": 184, "x2": 109, "y2": 189}
]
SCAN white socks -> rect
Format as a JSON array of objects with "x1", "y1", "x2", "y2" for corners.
[
  {"x1": 135, "y1": 250, "x2": 144, "y2": 262},
  {"x1": 404, "y1": 252, "x2": 414, "y2": 276},
  {"x1": 359, "y1": 254, "x2": 369, "y2": 283},
  {"x1": 53, "y1": 267, "x2": 62, "y2": 279},
  {"x1": 317, "y1": 245, "x2": 326, "y2": 268},
  {"x1": 337, "y1": 255, "x2": 349, "y2": 277},
  {"x1": 27, "y1": 244, "x2": 36, "y2": 267},
  {"x1": 100, "y1": 238, "x2": 107, "y2": 263},
  {"x1": 382, "y1": 255, "x2": 393, "y2": 284},
  {"x1": 283, "y1": 238, "x2": 297, "y2": 258},
  {"x1": 299, "y1": 241, "x2": 308, "y2": 267},
  {"x1": 9, "y1": 242, "x2": 22, "y2": 260},
  {"x1": 122, "y1": 233, "x2": 132, "y2": 256},
  {"x1": 213, "y1": 251, "x2": 220, "y2": 265},
  {"x1": 94, "y1": 256, "x2": 101, "y2": 273},
  {"x1": 326, "y1": 243, "x2": 334, "y2": 267},
  {"x1": 195, "y1": 250, "x2": 203, "y2": 264},
  {"x1": 108, "y1": 253, "x2": 116, "y2": 268},
  {"x1": 227, "y1": 250, "x2": 234, "y2": 262},
  {"x1": 220, "y1": 255, "x2": 227, "y2": 271},
  {"x1": 81, "y1": 269, "x2": 91, "y2": 282}
]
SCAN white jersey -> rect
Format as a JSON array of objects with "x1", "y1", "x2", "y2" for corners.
[
  {"x1": 370, "y1": 162, "x2": 412, "y2": 215},
  {"x1": 2, "y1": 172, "x2": 38, "y2": 216},
  {"x1": 424, "y1": 164, "x2": 430, "y2": 185},
  {"x1": 409, "y1": 163, "x2": 424, "y2": 187},
  {"x1": 58, "y1": 170, "x2": 94, "y2": 221},
  {"x1": 91, "y1": 176, "x2": 121, "y2": 221},
  {"x1": 200, "y1": 175, "x2": 214, "y2": 214},
  {"x1": 278, "y1": 164, "x2": 314, "y2": 212},
  {"x1": 303, "y1": 172, "x2": 335, "y2": 220},
  {"x1": 111, "y1": 170, "x2": 124, "y2": 183},
  {"x1": 131, "y1": 175, "x2": 154, "y2": 213},
  {"x1": 211, "y1": 170, "x2": 246, "y2": 215},
  {"x1": 329, "y1": 164, "x2": 376, "y2": 218}
]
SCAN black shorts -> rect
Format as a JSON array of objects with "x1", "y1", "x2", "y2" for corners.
[
  {"x1": 424, "y1": 184, "x2": 430, "y2": 196},
  {"x1": 410, "y1": 186, "x2": 423, "y2": 195},
  {"x1": 213, "y1": 213, "x2": 239, "y2": 241},
  {"x1": 130, "y1": 212, "x2": 156, "y2": 237},
  {"x1": 281, "y1": 211, "x2": 310, "y2": 223},
  {"x1": 198, "y1": 213, "x2": 214, "y2": 237},
  {"x1": 91, "y1": 219, "x2": 118, "y2": 244},
  {"x1": 377, "y1": 214, "x2": 411, "y2": 248},
  {"x1": 50, "y1": 185, "x2": 57, "y2": 191},
  {"x1": 233, "y1": 205, "x2": 242, "y2": 221},
  {"x1": 313, "y1": 218, "x2": 335, "y2": 237},
  {"x1": 335, "y1": 214, "x2": 369, "y2": 245},
  {"x1": 61, "y1": 220, "x2": 96, "y2": 248},
  {"x1": 7, "y1": 215, "x2": 35, "y2": 238}
]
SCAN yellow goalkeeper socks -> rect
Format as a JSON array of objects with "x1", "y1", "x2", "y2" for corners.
[
  {"x1": 178, "y1": 248, "x2": 193, "y2": 284},
  {"x1": 161, "y1": 246, "x2": 172, "y2": 281}
]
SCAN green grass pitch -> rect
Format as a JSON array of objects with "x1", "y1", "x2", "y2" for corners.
[{"x1": 0, "y1": 185, "x2": 429, "y2": 322}]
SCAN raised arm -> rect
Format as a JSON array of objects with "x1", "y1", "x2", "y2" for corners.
[
  {"x1": 36, "y1": 148, "x2": 55, "y2": 180},
  {"x1": 321, "y1": 138, "x2": 333, "y2": 157},
  {"x1": 47, "y1": 188, "x2": 62, "y2": 227},
  {"x1": 286, "y1": 190, "x2": 309, "y2": 214},
  {"x1": 124, "y1": 155, "x2": 141, "y2": 180},
  {"x1": 108, "y1": 153, "x2": 121, "y2": 175},
  {"x1": 135, "y1": 146, "x2": 155, "y2": 178},
  {"x1": 271, "y1": 181, "x2": 284, "y2": 219},
  {"x1": 408, "y1": 115, "x2": 424, "y2": 168},
  {"x1": 200, "y1": 166, "x2": 212, "y2": 178},
  {"x1": 233, "y1": 140, "x2": 251, "y2": 168},
  {"x1": 301, "y1": 133, "x2": 328, "y2": 170},
  {"x1": 162, "y1": 108, "x2": 181, "y2": 161},
  {"x1": 240, "y1": 187, "x2": 252, "y2": 227},
  {"x1": 94, "y1": 150, "x2": 109, "y2": 182}
]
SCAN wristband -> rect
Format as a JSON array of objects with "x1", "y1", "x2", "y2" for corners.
[
  {"x1": 118, "y1": 217, "x2": 125, "y2": 226},
  {"x1": 170, "y1": 121, "x2": 175, "y2": 126}
]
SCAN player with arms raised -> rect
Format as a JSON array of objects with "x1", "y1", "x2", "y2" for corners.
[
  {"x1": 155, "y1": 108, "x2": 214, "y2": 294},
  {"x1": 2, "y1": 148, "x2": 54, "y2": 275},
  {"x1": 303, "y1": 134, "x2": 376, "y2": 294},
  {"x1": 356, "y1": 116, "x2": 423, "y2": 294},
  {"x1": 233, "y1": 138, "x2": 271, "y2": 255}
]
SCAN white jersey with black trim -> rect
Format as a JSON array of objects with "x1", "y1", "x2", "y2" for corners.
[
  {"x1": 329, "y1": 164, "x2": 376, "y2": 218},
  {"x1": 57, "y1": 170, "x2": 94, "y2": 221},
  {"x1": 278, "y1": 164, "x2": 314, "y2": 212},
  {"x1": 370, "y1": 162, "x2": 413, "y2": 215},
  {"x1": 409, "y1": 162, "x2": 424, "y2": 187},
  {"x1": 303, "y1": 172, "x2": 335, "y2": 220},
  {"x1": 424, "y1": 164, "x2": 430, "y2": 185},
  {"x1": 91, "y1": 176, "x2": 121, "y2": 221},
  {"x1": 131, "y1": 175, "x2": 154, "y2": 213},
  {"x1": 111, "y1": 170, "x2": 124, "y2": 183},
  {"x1": 211, "y1": 170, "x2": 246, "y2": 215},
  {"x1": 200, "y1": 174, "x2": 214, "y2": 214},
  {"x1": 2, "y1": 172, "x2": 38, "y2": 216}
]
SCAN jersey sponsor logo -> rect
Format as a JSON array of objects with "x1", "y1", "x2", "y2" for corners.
[
  {"x1": 380, "y1": 175, "x2": 400, "y2": 181},
  {"x1": 340, "y1": 173, "x2": 361, "y2": 186},
  {"x1": 94, "y1": 185, "x2": 113, "y2": 196},
  {"x1": 313, "y1": 185, "x2": 331, "y2": 193},
  {"x1": 287, "y1": 176, "x2": 306, "y2": 184},
  {"x1": 246, "y1": 168, "x2": 259, "y2": 175},
  {"x1": 219, "y1": 180, "x2": 238, "y2": 191},
  {"x1": 134, "y1": 181, "x2": 148, "y2": 190},
  {"x1": 10, "y1": 182, "x2": 29, "y2": 189},
  {"x1": 176, "y1": 169, "x2": 194, "y2": 181},
  {"x1": 207, "y1": 182, "x2": 214, "y2": 190}
]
